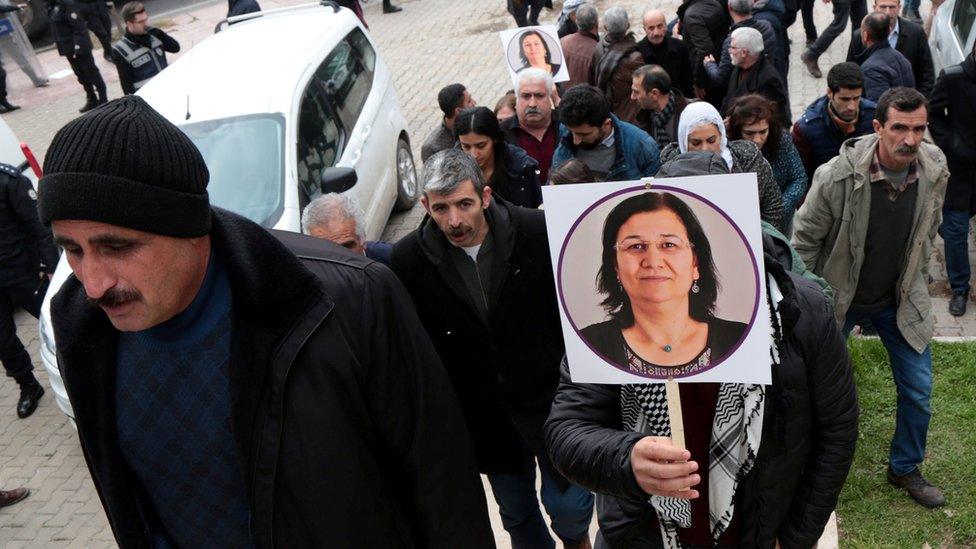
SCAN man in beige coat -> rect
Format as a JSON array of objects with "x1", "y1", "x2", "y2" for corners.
[{"x1": 792, "y1": 87, "x2": 950, "y2": 509}]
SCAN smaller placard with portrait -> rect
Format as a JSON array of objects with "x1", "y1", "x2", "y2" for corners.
[
  {"x1": 542, "y1": 176, "x2": 772, "y2": 385},
  {"x1": 498, "y1": 25, "x2": 570, "y2": 86}
]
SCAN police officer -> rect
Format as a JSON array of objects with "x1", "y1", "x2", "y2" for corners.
[
  {"x1": 112, "y1": 2, "x2": 179, "y2": 95},
  {"x1": 78, "y1": 0, "x2": 114, "y2": 63},
  {"x1": 0, "y1": 163, "x2": 58, "y2": 418},
  {"x1": 51, "y1": 0, "x2": 107, "y2": 113},
  {"x1": 0, "y1": 2, "x2": 23, "y2": 113}
]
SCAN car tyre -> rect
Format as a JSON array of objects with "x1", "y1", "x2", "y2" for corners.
[{"x1": 393, "y1": 136, "x2": 418, "y2": 211}]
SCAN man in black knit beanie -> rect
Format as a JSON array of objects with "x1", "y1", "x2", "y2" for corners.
[{"x1": 38, "y1": 96, "x2": 494, "y2": 547}]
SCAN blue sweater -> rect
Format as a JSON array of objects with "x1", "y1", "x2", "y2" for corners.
[{"x1": 116, "y1": 254, "x2": 254, "y2": 548}]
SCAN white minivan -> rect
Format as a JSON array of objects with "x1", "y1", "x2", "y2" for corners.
[
  {"x1": 39, "y1": 2, "x2": 419, "y2": 419},
  {"x1": 929, "y1": 0, "x2": 976, "y2": 74}
]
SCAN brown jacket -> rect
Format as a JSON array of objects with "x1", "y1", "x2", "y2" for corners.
[
  {"x1": 560, "y1": 30, "x2": 600, "y2": 89},
  {"x1": 591, "y1": 34, "x2": 644, "y2": 123}
]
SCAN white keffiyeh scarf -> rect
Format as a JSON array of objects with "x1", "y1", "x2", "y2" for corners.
[{"x1": 620, "y1": 274, "x2": 784, "y2": 547}]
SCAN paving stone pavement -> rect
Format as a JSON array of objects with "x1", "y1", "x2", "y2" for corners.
[{"x1": 0, "y1": 0, "x2": 970, "y2": 546}]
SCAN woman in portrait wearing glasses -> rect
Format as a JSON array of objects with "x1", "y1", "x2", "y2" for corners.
[{"x1": 580, "y1": 191, "x2": 746, "y2": 378}]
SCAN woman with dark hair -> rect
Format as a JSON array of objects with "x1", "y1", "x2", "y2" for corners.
[
  {"x1": 581, "y1": 192, "x2": 747, "y2": 378},
  {"x1": 517, "y1": 30, "x2": 562, "y2": 77},
  {"x1": 659, "y1": 101, "x2": 786, "y2": 232},
  {"x1": 726, "y1": 94, "x2": 807, "y2": 229},
  {"x1": 454, "y1": 106, "x2": 543, "y2": 208}
]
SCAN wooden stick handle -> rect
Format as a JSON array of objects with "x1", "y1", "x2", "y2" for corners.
[{"x1": 665, "y1": 377, "x2": 685, "y2": 450}]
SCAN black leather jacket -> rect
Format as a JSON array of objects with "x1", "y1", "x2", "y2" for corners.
[
  {"x1": 546, "y1": 258, "x2": 858, "y2": 548},
  {"x1": 52, "y1": 208, "x2": 494, "y2": 548}
]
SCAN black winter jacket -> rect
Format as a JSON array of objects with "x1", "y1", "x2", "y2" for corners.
[
  {"x1": 723, "y1": 54, "x2": 791, "y2": 124},
  {"x1": 677, "y1": 0, "x2": 731, "y2": 90},
  {"x1": 545, "y1": 258, "x2": 858, "y2": 548},
  {"x1": 52, "y1": 208, "x2": 494, "y2": 548},
  {"x1": 390, "y1": 199, "x2": 569, "y2": 487},
  {"x1": 490, "y1": 143, "x2": 543, "y2": 208},
  {"x1": 0, "y1": 165, "x2": 59, "y2": 287},
  {"x1": 859, "y1": 41, "x2": 915, "y2": 102},
  {"x1": 845, "y1": 17, "x2": 935, "y2": 96},
  {"x1": 635, "y1": 35, "x2": 695, "y2": 98},
  {"x1": 929, "y1": 53, "x2": 976, "y2": 214},
  {"x1": 52, "y1": 0, "x2": 93, "y2": 57}
]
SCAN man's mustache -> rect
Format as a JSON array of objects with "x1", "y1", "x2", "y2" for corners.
[
  {"x1": 896, "y1": 144, "x2": 919, "y2": 154},
  {"x1": 524, "y1": 106, "x2": 542, "y2": 115},
  {"x1": 87, "y1": 287, "x2": 142, "y2": 308}
]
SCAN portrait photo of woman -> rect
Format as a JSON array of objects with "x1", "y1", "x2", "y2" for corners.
[
  {"x1": 577, "y1": 191, "x2": 752, "y2": 379},
  {"x1": 512, "y1": 29, "x2": 562, "y2": 77}
]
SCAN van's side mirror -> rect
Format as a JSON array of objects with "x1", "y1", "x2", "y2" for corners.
[{"x1": 320, "y1": 167, "x2": 357, "y2": 194}]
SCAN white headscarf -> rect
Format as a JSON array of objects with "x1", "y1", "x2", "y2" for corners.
[{"x1": 676, "y1": 102, "x2": 735, "y2": 170}]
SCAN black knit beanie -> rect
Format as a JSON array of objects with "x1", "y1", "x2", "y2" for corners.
[{"x1": 38, "y1": 96, "x2": 211, "y2": 237}]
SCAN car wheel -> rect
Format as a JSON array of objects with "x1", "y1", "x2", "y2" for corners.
[
  {"x1": 393, "y1": 137, "x2": 418, "y2": 211},
  {"x1": 18, "y1": 0, "x2": 50, "y2": 40}
]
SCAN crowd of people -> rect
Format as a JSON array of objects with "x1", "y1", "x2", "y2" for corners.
[{"x1": 2, "y1": 0, "x2": 974, "y2": 546}]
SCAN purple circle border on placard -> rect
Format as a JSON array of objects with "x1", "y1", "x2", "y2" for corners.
[{"x1": 556, "y1": 184, "x2": 762, "y2": 380}]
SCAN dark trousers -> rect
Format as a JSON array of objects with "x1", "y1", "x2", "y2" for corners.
[
  {"x1": 81, "y1": 2, "x2": 113, "y2": 55},
  {"x1": 67, "y1": 53, "x2": 106, "y2": 97},
  {"x1": 510, "y1": 0, "x2": 544, "y2": 27},
  {"x1": 940, "y1": 206, "x2": 973, "y2": 295},
  {"x1": 487, "y1": 462, "x2": 593, "y2": 548},
  {"x1": 801, "y1": 0, "x2": 818, "y2": 39},
  {"x1": 0, "y1": 59, "x2": 6, "y2": 100},
  {"x1": 0, "y1": 278, "x2": 44, "y2": 380},
  {"x1": 807, "y1": 0, "x2": 867, "y2": 57}
]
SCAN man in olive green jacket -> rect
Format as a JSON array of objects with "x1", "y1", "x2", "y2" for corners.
[{"x1": 792, "y1": 87, "x2": 950, "y2": 510}]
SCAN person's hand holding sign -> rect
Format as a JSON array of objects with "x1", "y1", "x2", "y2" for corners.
[{"x1": 630, "y1": 436, "x2": 700, "y2": 499}]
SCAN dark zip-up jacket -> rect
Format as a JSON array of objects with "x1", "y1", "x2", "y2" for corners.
[
  {"x1": 52, "y1": 208, "x2": 494, "y2": 548},
  {"x1": 390, "y1": 199, "x2": 570, "y2": 488},
  {"x1": 545, "y1": 258, "x2": 858, "y2": 548},
  {"x1": 490, "y1": 143, "x2": 543, "y2": 208},
  {"x1": 858, "y1": 41, "x2": 915, "y2": 102},
  {"x1": 929, "y1": 53, "x2": 976, "y2": 214},
  {"x1": 52, "y1": 0, "x2": 93, "y2": 57},
  {"x1": 845, "y1": 17, "x2": 935, "y2": 96},
  {"x1": 790, "y1": 95, "x2": 876, "y2": 186},
  {"x1": 0, "y1": 164, "x2": 59, "y2": 287}
]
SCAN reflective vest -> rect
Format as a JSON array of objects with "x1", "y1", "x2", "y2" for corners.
[{"x1": 112, "y1": 35, "x2": 168, "y2": 91}]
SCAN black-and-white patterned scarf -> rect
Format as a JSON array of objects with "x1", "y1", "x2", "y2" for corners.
[
  {"x1": 619, "y1": 274, "x2": 785, "y2": 547},
  {"x1": 650, "y1": 92, "x2": 677, "y2": 148}
]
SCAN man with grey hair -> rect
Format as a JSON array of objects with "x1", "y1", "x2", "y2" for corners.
[
  {"x1": 301, "y1": 193, "x2": 393, "y2": 264},
  {"x1": 560, "y1": 2, "x2": 600, "y2": 88},
  {"x1": 635, "y1": 8, "x2": 694, "y2": 97},
  {"x1": 723, "y1": 27, "x2": 791, "y2": 123},
  {"x1": 391, "y1": 149, "x2": 594, "y2": 549},
  {"x1": 502, "y1": 68, "x2": 561, "y2": 183},
  {"x1": 591, "y1": 6, "x2": 644, "y2": 122},
  {"x1": 703, "y1": 0, "x2": 780, "y2": 91}
]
